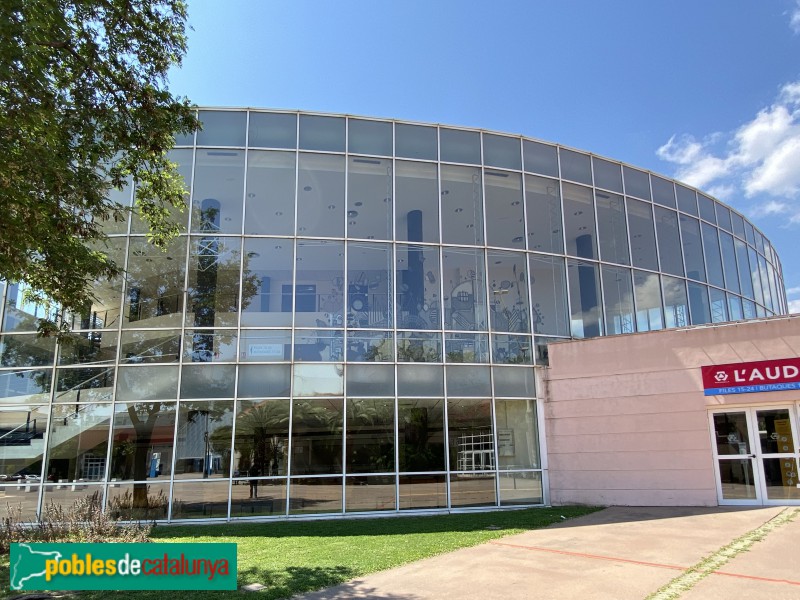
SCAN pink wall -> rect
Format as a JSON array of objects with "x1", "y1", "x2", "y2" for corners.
[{"x1": 544, "y1": 315, "x2": 800, "y2": 506}]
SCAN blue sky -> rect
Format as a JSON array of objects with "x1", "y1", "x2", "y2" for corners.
[{"x1": 168, "y1": 0, "x2": 800, "y2": 312}]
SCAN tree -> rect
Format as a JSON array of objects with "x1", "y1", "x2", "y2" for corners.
[{"x1": 0, "y1": 0, "x2": 199, "y2": 333}]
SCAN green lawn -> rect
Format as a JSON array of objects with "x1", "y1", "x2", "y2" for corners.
[{"x1": 2, "y1": 506, "x2": 598, "y2": 599}]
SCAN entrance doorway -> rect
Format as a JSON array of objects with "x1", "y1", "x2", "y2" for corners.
[{"x1": 709, "y1": 405, "x2": 800, "y2": 505}]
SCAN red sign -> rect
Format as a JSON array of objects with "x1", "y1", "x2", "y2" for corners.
[{"x1": 702, "y1": 357, "x2": 800, "y2": 395}]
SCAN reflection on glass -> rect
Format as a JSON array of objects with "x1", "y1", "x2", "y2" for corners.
[
  {"x1": 499, "y1": 472, "x2": 543, "y2": 505},
  {"x1": 107, "y1": 483, "x2": 170, "y2": 520},
  {"x1": 46, "y1": 404, "x2": 111, "y2": 482},
  {"x1": 248, "y1": 111, "x2": 297, "y2": 149},
  {"x1": 698, "y1": 194, "x2": 716, "y2": 223},
  {"x1": 116, "y1": 366, "x2": 178, "y2": 401},
  {"x1": 713, "y1": 412, "x2": 750, "y2": 455},
  {"x1": 123, "y1": 237, "x2": 186, "y2": 328},
  {"x1": 0, "y1": 335, "x2": 56, "y2": 367},
  {"x1": 230, "y1": 479, "x2": 287, "y2": 517},
  {"x1": 399, "y1": 475, "x2": 447, "y2": 510},
  {"x1": 171, "y1": 481, "x2": 230, "y2": 519},
  {"x1": 398, "y1": 398, "x2": 445, "y2": 471},
  {"x1": 662, "y1": 276, "x2": 689, "y2": 328},
  {"x1": 347, "y1": 331, "x2": 393, "y2": 362},
  {"x1": 442, "y1": 247, "x2": 487, "y2": 332},
  {"x1": 441, "y1": 165, "x2": 483, "y2": 245},
  {"x1": 623, "y1": 166, "x2": 650, "y2": 200},
  {"x1": 395, "y1": 123, "x2": 437, "y2": 161},
  {"x1": 347, "y1": 157, "x2": 392, "y2": 240},
  {"x1": 396, "y1": 245, "x2": 440, "y2": 330},
  {"x1": 55, "y1": 367, "x2": 114, "y2": 404},
  {"x1": 735, "y1": 239, "x2": 754, "y2": 299},
  {"x1": 651, "y1": 176, "x2": 676, "y2": 208},
  {"x1": 626, "y1": 199, "x2": 658, "y2": 271},
  {"x1": 596, "y1": 192, "x2": 629, "y2": 265},
  {"x1": 180, "y1": 365, "x2": 236, "y2": 398},
  {"x1": 563, "y1": 183, "x2": 596, "y2": 259},
  {"x1": 293, "y1": 362, "x2": 344, "y2": 395},
  {"x1": 762, "y1": 458, "x2": 800, "y2": 500},
  {"x1": 294, "y1": 240, "x2": 344, "y2": 328},
  {"x1": 290, "y1": 399, "x2": 343, "y2": 475},
  {"x1": 719, "y1": 232, "x2": 740, "y2": 294},
  {"x1": 709, "y1": 288, "x2": 729, "y2": 323},
  {"x1": 495, "y1": 400, "x2": 539, "y2": 470},
  {"x1": 655, "y1": 207, "x2": 684, "y2": 276},
  {"x1": 701, "y1": 223, "x2": 724, "y2": 288},
  {"x1": 439, "y1": 128, "x2": 480, "y2": 164},
  {"x1": 298, "y1": 115, "x2": 345, "y2": 152},
  {"x1": 65, "y1": 238, "x2": 128, "y2": 329},
  {"x1": 446, "y1": 366, "x2": 491, "y2": 397},
  {"x1": 293, "y1": 331, "x2": 344, "y2": 363},
  {"x1": 245, "y1": 150, "x2": 296, "y2": 235},
  {"x1": 676, "y1": 185, "x2": 698, "y2": 215},
  {"x1": 237, "y1": 365, "x2": 291, "y2": 398},
  {"x1": 488, "y1": 251, "x2": 529, "y2": 333},
  {"x1": 121, "y1": 330, "x2": 181, "y2": 363},
  {"x1": 483, "y1": 133, "x2": 521, "y2": 170},
  {"x1": 289, "y1": 477, "x2": 342, "y2": 514},
  {"x1": 233, "y1": 399, "x2": 289, "y2": 479},
  {"x1": 602, "y1": 266, "x2": 635, "y2": 335},
  {"x1": 633, "y1": 271, "x2": 663, "y2": 332},
  {"x1": 680, "y1": 215, "x2": 705, "y2": 282},
  {"x1": 110, "y1": 402, "x2": 176, "y2": 482},
  {"x1": 0, "y1": 369, "x2": 51, "y2": 404},
  {"x1": 529, "y1": 255, "x2": 569, "y2": 336},
  {"x1": 2, "y1": 283, "x2": 58, "y2": 333},
  {"x1": 448, "y1": 398, "x2": 492, "y2": 471},
  {"x1": 525, "y1": 174, "x2": 563, "y2": 253},
  {"x1": 346, "y1": 399, "x2": 394, "y2": 473},
  {"x1": 347, "y1": 242, "x2": 392, "y2": 328},
  {"x1": 450, "y1": 473, "x2": 496, "y2": 507},
  {"x1": 297, "y1": 153, "x2": 345, "y2": 237},
  {"x1": 186, "y1": 236, "x2": 243, "y2": 328},
  {"x1": 59, "y1": 330, "x2": 118, "y2": 366},
  {"x1": 184, "y1": 329, "x2": 238, "y2": 362},
  {"x1": 397, "y1": 365, "x2": 443, "y2": 396},
  {"x1": 568, "y1": 260, "x2": 603, "y2": 338},
  {"x1": 491, "y1": 334, "x2": 532, "y2": 364},
  {"x1": 346, "y1": 476, "x2": 396, "y2": 511},
  {"x1": 0, "y1": 405, "x2": 48, "y2": 477},
  {"x1": 397, "y1": 331, "x2": 442, "y2": 362},
  {"x1": 756, "y1": 409, "x2": 795, "y2": 454},
  {"x1": 196, "y1": 110, "x2": 246, "y2": 146},
  {"x1": 395, "y1": 160, "x2": 439, "y2": 243},
  {"x1": 718, "y1": 459, "x2": 757, "y2": 500},
  {"x1": 241, "y1": 238, "x2": 293, "y2": 327},
  {"x1": 688, "y1": 283, "x2": 711, "y2": 325},
  {"x1": 174, "y1": 400, "x2": 234, "y2": 478},
  {"x1": 492, "y1": 366, "x2": 535, "y2": 398},
  {"x1": 445, "y1": 333, "x2": 489, "y2": 363},
  {"x1": 523, "y1": 140, "x2": 559, "y2": 177},
  {"x1": 190, "y1": 150, "x2": 245, "y2": 234},
  {"x1": 238, "y1": 330, "x2": 289, "y2": 362},
  {"x1": 485, "y1": 171, "x2": 524, "y2": 248}
]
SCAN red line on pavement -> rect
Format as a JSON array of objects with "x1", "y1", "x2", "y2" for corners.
[{"x1": 711, "y1": 571, "x2": 800, "y2": 587}]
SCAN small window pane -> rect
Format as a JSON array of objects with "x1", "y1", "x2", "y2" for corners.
[
  {"x1": 563, "y1": 183, "x2": 597, "y2": 260},
  {"x1": 396, "y1": 245, "x2": 441, "y2": 330},
  {"x1": 440, "y1": 165, "x2": 484, "y2": 245},
  {"x1": 398, "y1": 399, "x2": 445, "y2": 472},
  {"x1": 492, "y1": 367, "x2": 535, "y2": 398},
  {"x1": 448, "y1": 398, "x2": 493, "y2": 473},
  {"x1": 293, "y1": 362, "x2": 344, "y2": 396},
  {"x1": 559, "y1": 149, "x2": 592, "y2": 185},
  {"x1": 294, "y1": 240, "x2": 344, "y2": 328},
  {"x1": 728, "y1": 294, "x2": 743, "y2": 320},
  {"x1": 196, "y1": 110, "x2": 246, "y2": 147},
  {"x1": 298, "y1": 115, "x2": 345, "y2": 152},
  {"x1": 110, "y1": 402, "x2": 176, "y2": 481},
  {"x1": 47, "y1": 404, "x2": 111, "y2": 481},
  {"x1": 525, "y1": 175, "x2": 563, "y2": 254},
  {"x1": 190, "y1": 149, "x2": 245, "y2": 234},
  {"x1": 523, "y1": 140, "x2": 559, "y2": 177},
  {"x1": 688, "y1": 282, "x2": 711, "y2": 324},
  {"x1": 735, "y1": 239, "x2": 755, "y2": 299},
  {"x1": 125, "y1": 236, "x2": 187, "y2": 328},
  {"x1": 290, "y1": 398, "x2": 343, "y2": 475},
  {"x1": 698, "y1": 194, "x2": 716, "y2": 223},
  {"x1": 651, "y1": 176, "x2": 676, "y2": 208},
  {"x1": 715, "y1": 203, "x2": 732, "y2": 232},
  {"x1": 55, "y1": 367, "x2": 114, "y2": 404},
  {"x1": 443, "y1": 247, "x2": 488, "y2": 332},
  {"x1": 347, "y1": 157, "x2": 392, "y2": 240},
  {"x1": 346, "y1": 364, "x2": 395, "y2": 396},
  {"x1": 596, "y1": 192, "x2": 629, "y2": 265},
  {"x1": 348, "y1": 119, "x2": 392, "y2": 156},
  {"x1": 445, "y1": 333, "x2": 489, "y2": 363},
  {"x1": 395, "y1": 123, "x2": 437, "y2": 160},
  {"x1": 567, "y1": 260, "x2": 603, "y2": 338},
  {"x1": 396, "y1": 160, "x2": 439, "y2": 243},
  {"x1": 297, "y1": 153, "x2": 345, "y2": 237},
  {"x1": 483, "y1": 134, "x2": 521, "y2": 170},
  {"x1": 174, "y1": 400, "x2": 234, "y2": 479},
  {"x1": 623, "y1": 166, "x2": 651, "y2": 200},
  {"x1": 529, "y1": 255, "x2": 569, "y2": 336},
  {"x1": 0, "y1": 369, "x2": 51, "y2": 404},
  {"x1": 485, "y1": 171, "x2": 524, "y2": 248},
  {"x1": 248, "y1": 111, "x2": 297, "y2": 148},
  {"x1": 116, "y1": 366, "x2": 178, "y2": 401},
  {"x1": 680, "y1": 215, "x2": 705, "y2": 282},
  {"x1": 245, "y1": 150, "x2": 296, "y2": 235},
  {"x1": 633, "y1": 270, "x2": 663, "y2": 332},
  {"x1": 655, "y1": 207, "x2": 684, "y2": 276},
  {"x1": 180, "y1": 365, "x2": 236, "y2": 398},
  {"x1": 122, "y1": 329, "x2": 181, "y2": 363},
  {"x1": 346, "y1": 331, "x2": 393, "y2": 362},
  {"x1": 0, "y1": 334, "x2": 56, "y2": 367},
  {"x1": 347, "y1": 242, "x2": 392, "y2": 328},
  {"x1": 592, "y1": 158, "x2": 623, "y2": 192},
  {"x1": 186, "y1": 236, "x2": 242, "y2": 328},
  {"x1": 488, "y1": 251, "x2": 530, "y2": 333},
  {"x1": 399, "y1": 475, "x2": 447, "y2": 509},
  {"x1": 731, "y1": 212, "x2": 745, "y2": 239},
  {"x1": 237, "y1": 364, "x2": 291, "y2": 397},
  {"x1": 495, "y1": 400, "x2": 539, "y2": 468},
  {"x1": 440, "y1": 128, "x2": 480, "y2": 164},
  {"x1": 602, "y1": 266, "x2": 635, "y2": 335},
  {"x1": 710, "y1": 288, "x2": 728, "y2": 323},
  {"x1": 626, "y1": 198, "x2": 658, "y2": 271},
  {"x1": 346, "y1": 399, "x2": 394, "y2": 473},
  {"x1": 491, "y1": 334, "x2": 532, "y2": 364},
  {"x1": 662, "y1": 276, "x2": 689, "y2": 328},
  {"x1": 676, "y1": 185, "x2": 698, "y2": 215},
  {"x1": 397, "y1": 365, "x2": 443, "y2": 396},
  {"x1": 396, "y1": 331, "x2": 441, "y2": 362},
  {"x1": 241, "y1": 239, "x2": 293, "y2": 327},
  {"x1": 701, "y1": 223, "x2": 725, "y2": 288}
]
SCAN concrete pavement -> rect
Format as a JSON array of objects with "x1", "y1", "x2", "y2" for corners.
[{"x1": 296, "y1": 506, "x2": 800, "y2": 599}]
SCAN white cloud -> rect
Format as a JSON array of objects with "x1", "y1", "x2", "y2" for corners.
[
  {"x1": 785, "y1": 286, "x2": 800, "y2": 296},
  {"x1": 787, "y1": 299, "x2": 800, "y2": 314},
  {"x1": 791, "y1": 1, "x2": 800, "y2": 33}
]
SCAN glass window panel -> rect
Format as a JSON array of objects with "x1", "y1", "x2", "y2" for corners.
[
  {"x1": 395, "y1": 160, "x2": 439, "y2": 243},
  {"x1": 196, "y1": 110, "x2": 246, "y2": 146},
  {"x1": 602, "y1": 266, "x2": 635, "y2": 335},
  {"x1": 655, "y1": 207, "x2": 684, "y2": 276},
  {"x1": 396, "y1": 245, "x2": 441, "y2": 330},
  {"x1": 450, "y1": 473, "x2": 496, "y2": 507},
  {"x1": 719, "y1": 232, "x2": 740, "y2": 294},
  {"x1": 122, "y1": 236, "x2": 186, "y2": 329},
  {"x1": 298, "y1": 115, "x2": 345, "y2": 152},
  {"x1": 701, "y1": 223, "x2": 725, "y2": 288},
  {"x1": 651, "y1": 176, "x2": 676, "y2": 208},
  {"x1": 0, "y1": 334, "x2": 56, "y2": 367},
  {"x1": 445, "y1": 333, "x2": 489, "y2": 363},
  {"x1": 238, "y1": 329, "x2": 289, "y2": 362},
  {"x1": 171, "y1": 480, "x2": 230, "y2": 519},
  {"x1": 493, "y1": 366, "x2": 536, "y2": 398},
  {"x1": 347, "y1": 157, "x2": 392, "y2": 240},
  {"x1": 559, "y1": 149, "x2": 592, "y2": 185},
  {"x1": 756, "y1": 231, "x2": 766, "y2": 254},
  {"x1": 688, "y1": 282, "x2": 711, "y2": 324},
  {"x1": 174, "y1": 116, "x2": 195, "y2": 145},
  {"x1": 397, "y1": 365, "x2": 443, "y2": 396},
  {"x1": 294, "y1": 240, "x2": 344, "y2": 328},
  {"x1": 446, "y1": 366, "x2": 491, "y2": 396},
  {"x1": 728, "y1": 294, "x2": 743, "y2": 320},
  {"x1": 735, "y1": 239, "x2": 755, "y2": 299},
  {"x1": 396, "y1": 331, "x2": 441, "y2": 362},
  {"x1": 289, "y1": 477, "x2": 342, "y2": 514},
  {"x1": 567, "y1": 260, "x2": 603, "y2": 338},
  {"x1": 448, "y1": 398, "x2": 493, "y2": 472},
  {"x1": 715, "y1": 203, "x2": 732, "y2": 232},
  {"x1": 680, "y1": 215, "x2": 705, "y2": 282},
  {"x1": 244, "y1": 150, "x2": 296, "y2": 235},
  {"x1": 297, "y1": 153, "x2": 345, "y2": 237},
  {"x1": 132, "y1": 149, "x2": 192, "y2": 234},
  {"x1": 439, "y1": 128, "x2": 480, "y2": 164},
  {"x1": 121, "y1": 329, "x2": 181, "y2": 363},
  {"x1": 116, "y1": 366, "x2": 178, "y2": 401},
  {"x1": 395, "y1": 123, "x2": 437, "y2": 160},
  {"x1": 441, "y1": 165, "x2": 484, "y2": 245},
  {"x1": 744, "y1": 221, "x2": 756, "y2": 246},
  {"x1": 173, "y1": 400, "x2": 234, "y2": 479},
  {"x1": 110, "y1": 398, "x2": 175, "y2": 480},
  {"x1": 46, "y1": 404, "x2": 111, "y2": 482},
  {"x1": 398, "y1": 399, "x2": 445, "y2": 472},
  {"x1": 64, "y1": 237, "x2": 128, "y2": 328},
  {"x1": 186, "y1": 236, "x2": 242, "y2": 328},
  {"x1": 180, "y1": 365, "x2": 236, "y2": 399},
  {"x1": 698, "y1": 194, "x2": 716, "y2": 223},
  {"x1": 767, "y1": 262, "x2": 779, "y2": 314},
  {"x1": 0, "y1": 405, "x2": 48, "y2": 478},
  {"x1": 58, "y1": 330, "x2": 118, "y2": 366},
  {"x1": 290, "y1": 398, "x2": 343, "y2": 475},
  {"x1": 399, "y1": 474, "x2": 447, "y2": 510},
  {"x1": 499, "y1": 472, "x2": 543, "y2": 505},
  {"x1": 488, "y1": 251, "x2": 530, "y2": 333},
  {"x1": 348, "y1": 119, "x2": 392, "y2": 156},
  {"x1": 523, "y1": 140, "x2": 558, "y2": 177},
  {"x1": 237, "y1": 364, "x2": 291, "y2": 398},
  {"x1": 184, "y1": 329, "x2": 238, "y2": 363},
  {"x1": 662, "y1": 276, "x2": 689, "y2": 328},
  {"x1": 596, "y1": 192, "x2": 629, "y2": 265},
  {"x1": 623, "y1": 166, "x2": 650, "y2": 200},
  {"x1": 241, "y1": 239, "x2": 293, "y2": 327},
  {"x1": 491, "y1": 334, "x2": 532, "y2": 365},
  {"x1": 346, "y1": 364, "x2": 394, "y2": 396},
  {"x1": 443, "y1": 247, "x2": 487, "y2": 331},
  {"x1": 0, "y1": 369, "x2": 51, "y2": 404},
  {"x1": 346, "y1": 399, "x2": 394, "y2": 474},
  {"x1": 633, "y1": 270, "x2": 663, "y2": 332},
  {"x1": 710, "y1": 288, "x2": 729, "y2": 323},
  {"x1": 495, "y1": 400, "x2": 539, "y2": 469},
  {"x1": 2, "y1": 283, "x2": 58, "y2": 333},
  {"x1": 626, "y1": 198, "x2": 658, "y2": 271},
  {"x1": 748, "y1": 247, "x2": 764, "y2": 306},
  {"x1": 742, "y1": 298, "x2": 757, "y2": 319},
  {"x1": 534, "y1": 337, "x2": 562, "y2": 366},
  {"x1": 345, "y1": 475, "x2": 396, "y2": 511},
  {"x1": 347, "y1": 242, "x2": 392, "y2": 328},
  {"x1": 675, "y1": 185, "x2": 698, "y2": 215},
  {"x1": 233, "y1": 399, "x2": 290, "y2": 478},
  {"x1": 758, "y1": 255, "x2": 772, "y2": 311},
  {"x1": 106, "y1": 482, "x2": 171, "y2": 520},
  {"x1": 293, "y1": 329, "x2": 344, "y2": 363},
  {"x1": 529, "y1": 255, "x2": 569, "y2": 336},
  {"x1": 563, "y1": 183, "x2": 596, "y2": 260},
  {"x1": 525, "y1": 175, "x2": 563, "y2": 254},
  {"x1": 293, "y1": 362, "x2": 344, "y2": 395},
  {"x1": 731, "y1": 212, "x2": 745, "y2": 239},
  {"x1": 592, "y1": 157, "x2": 622, "y2": 192},
  {"x1": 42, "y1": 485, "x2": 105, "y2": 516},
  {"x1": 190, "y1": 149, "x2": 245, "y2": 234},
  {"x1": 346, "y1": 331, "x2": 393, "y2": 362},
  {"x1": 248, "y1": 111, "x2": 297, "y2": 149},
  {"x1": 485, "y1": 171, "x2": 524, "y2": 249},
  {"x1": 762, "y1": 458, "x2": 800, "y2": 500},
  {"x1": 54, "y1": 367, "x2": 114, "y2": 404},
  {"x1": 483, "y1": 134, "x2": 521, "y2": 170}
]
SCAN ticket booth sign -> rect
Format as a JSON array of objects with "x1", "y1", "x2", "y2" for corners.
[{"x1": 702, "y1": 358, "x2": 800, "y2": 395}]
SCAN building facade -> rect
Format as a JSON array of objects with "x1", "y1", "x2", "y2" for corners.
[{"x1": 0, "y1": 109, "x2": 787, "y2": 521}]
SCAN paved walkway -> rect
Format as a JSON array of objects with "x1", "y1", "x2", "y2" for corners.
[{"x1": 296, "y1": 506, "x2": 800, "y2": 599}]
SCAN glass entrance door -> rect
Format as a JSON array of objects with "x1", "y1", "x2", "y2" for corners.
[{"x1": 709, "y1": 406, "x2": 800, "y2": 506}]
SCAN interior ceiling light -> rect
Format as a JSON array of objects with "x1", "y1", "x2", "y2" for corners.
[
  {"x1": 348, "y1": 210, "x2": 358, "y2": 218},
  {"x1": 455, "y1": 208, "x2": 463, "y2": 213},
  {"x1": 441, "y1": 190, "x2": 449, "y2": 195},
  {"x1": 328, "y1": 204, "x2": 336, "y2": 210},
  {"x1": 511, "y1": 201, "x2": 520, "y2": 206},
  {"x1": 354, "y1": 201, "x2": 363, "y2": 206},
  {"x1": 348, "y1": 220, "x2": 356, "y2": 225},
  {"x1": 275, "y1": 211, "x2": 283, "y2": 216},
  {"x1": 354, "y1": 158, "x2": 381, "y2": 165},
  {"x1": 512, "y1": 236, "x2": 523, "y2": 243},
  {"x1": 247, "y1": 193, "x2": 256, "y2": 198},
  {"x1": 303, "y1": 186, "x2": 312, "y2": 192},
  {"x1": 487, "y1": 171, "x2": 509, "y2": 178}
]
